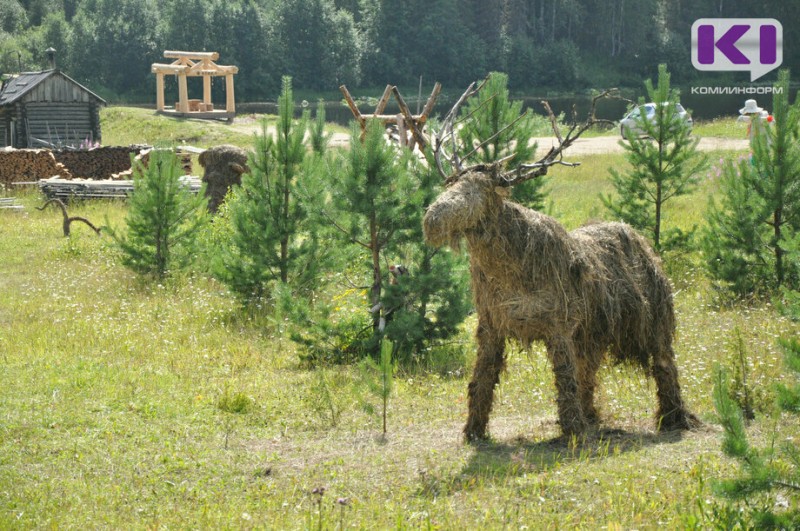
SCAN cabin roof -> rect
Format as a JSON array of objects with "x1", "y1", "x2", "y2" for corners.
[{"x1": 0, "y1": 69, "x2": 106, "y2": 106}]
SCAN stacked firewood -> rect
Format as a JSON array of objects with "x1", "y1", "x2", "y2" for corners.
[
  {"x1": 53, "y1": 146, "x2": 150, "y2": 180},
  {"x1": 0, "y1": 149, "x2": 72, "y2": 185}
]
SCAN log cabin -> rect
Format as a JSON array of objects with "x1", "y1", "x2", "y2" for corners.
[{"x1": 0, "y1": 56, "x2": 105, "y2": 149}]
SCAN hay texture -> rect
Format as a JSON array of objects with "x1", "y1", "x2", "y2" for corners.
[
  {"x1": 423, "y1": 171, "x2": 698, "y2": 441},
  {"x1": 199, "y1": 145, "x2": 249, "y2": 213}
]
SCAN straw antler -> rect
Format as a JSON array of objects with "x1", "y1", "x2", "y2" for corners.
[{"x1": 433, "y1": 81, "x2": 618, "y2": 186}]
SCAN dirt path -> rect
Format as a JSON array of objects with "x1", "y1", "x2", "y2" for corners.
[{"x1": 531, "y1": 135, "x2": 749, "y2": 156}]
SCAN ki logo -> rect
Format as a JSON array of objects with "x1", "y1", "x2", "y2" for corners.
[{"x1": 692, "y1": 19, "x2": 783, "y2": 81}]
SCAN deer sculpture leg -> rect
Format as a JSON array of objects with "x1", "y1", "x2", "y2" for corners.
[
  {"x1": 464, "y1": 317, "x2": 506, "y2": 442},
  {"x1": 575, "y1": 345, "x2": 603, "y2": 426},
  {"x1": 546, "y1": 335, "x2": 589, "y2": 436},
  {"x1": 652, "y1": 345, "x2": 698, "y2": 430}
]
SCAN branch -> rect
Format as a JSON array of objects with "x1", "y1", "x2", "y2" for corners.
[
  {"x1": 433, "y1": 77, "x2": 489, "y2": 178},
  {"x1": 497, "y1": 88, "x2": 619, "y2": 187},
  {"x1": 37, "y1": 198, "x2": 102, "y2": 237}
]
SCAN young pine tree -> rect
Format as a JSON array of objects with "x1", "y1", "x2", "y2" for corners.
[
  {"x1": 324, "y1": 119, "x2": 409, "y2": 346},
  {"x1": 603, "y1": 64, "x2": 707, "y2": 250},
  {"x1": 309, "y1": 98, "x2": 332, "y2": 156},
  {"x1": 110, "y1": 149, "x2": 207, "y2": 278},
  {"x1": 703, "y1": 69, "x2": 800, "y2": 296},
  {"x1": 380, "y1": 157, "x2": 471, "y2": 364},
  {"x1": 213, "y1": 76, "x2": 321, "y2": 303},
  {"x1": 305, "y1": 120, "x2": 470, "y2": 363},
  {"x1": 457, "y1": 71, "x2": 545, "y2": 209}
]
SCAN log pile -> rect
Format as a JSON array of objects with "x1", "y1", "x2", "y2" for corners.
[
  {"x1": 0, "y1": 146, "x2": 193, "y2": 186},
  {"x1": 0, "y1": 149, "x2": 72, "y2": 186},
  {"x1": 53, "y1": 146, "x2": 150, "y2": 180},
  {"x1": 39, "y1": 176, "x2": 203, "y2": 201}
]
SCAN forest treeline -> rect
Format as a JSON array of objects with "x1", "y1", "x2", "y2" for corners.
[{"x1": 1, "y1": 0, "x2": 799, "y2": 101}]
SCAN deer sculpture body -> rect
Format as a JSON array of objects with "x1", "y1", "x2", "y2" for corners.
[{"x1": 425, "y1": 81, "x2": 697, "y2": 441}]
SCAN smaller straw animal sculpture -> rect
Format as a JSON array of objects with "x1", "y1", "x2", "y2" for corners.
[
  {"x1": 199, "y1": 145, "x2": 249, "y2": 214},
  {"x1": 424, "y1": 171, "x2": 699, "y2": 441}
]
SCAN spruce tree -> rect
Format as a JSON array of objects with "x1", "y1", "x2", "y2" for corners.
[
  {"x1": 110, "y1": 149, "x2": 207, "y2": 279},
  {"x1": 603, "y1": 64, "x2": 707, "y2": 250},
  {"x1": 213, "y1": 76, "x2": 320, "y2": 303},
  {"x1": 456, "y1": 71, "x2": 545, "y2": 209},
  {"x1": 703, "y1": 69, "x2": 800, "y2": 296}
]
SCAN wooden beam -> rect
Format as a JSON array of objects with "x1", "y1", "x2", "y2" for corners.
[
  {"x1": 203, "y1": 75, "x2": 212, "y2": 107},
  {"x1": 152, "y1": 64, "x2": 189, "y2": 74},
  {"x1": 391, "y1": 86, "x2": 427, "y2": 150},
  {"x1": 156, "y1": 73, "x2": 165, "y2": 111},
  {"x1": 188, "y1": 62, "x2": 239, "y2": 75},
  {"x1": 178, "y1": 74, "x2": 189, "y2": 113},
  {"x1": 419, "y1": 82, "x2": 442, "y2": 123},
  {"x1": 396, "y1": 114, "x2": 407, "y2": 148},
  {"x1": 225, "y1": 74, "x2": 235, "y2": 114},
  {"x1": 339, "y1": 85, "x2": 365, "y2": 129},
  {"x1": 164, "y1": 50, "x2": 219, "y2": 61},
  {"x1": 374, "y1": 85, "x2": 393, "y2": 115}
]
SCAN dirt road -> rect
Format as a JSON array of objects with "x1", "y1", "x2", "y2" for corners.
[{"x1": 531, "y1": 135, "x2": 749, "y2": 156}]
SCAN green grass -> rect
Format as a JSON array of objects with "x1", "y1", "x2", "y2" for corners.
[
  {"x1": 101, "y1": 107, "x2": 268, "y2": 149},
  {"x1": 1, "y1": 146, "x2": 798, "y2": 527},
  {"x1": 693, "y1": 117, "x2": 745, "y2": 139}
]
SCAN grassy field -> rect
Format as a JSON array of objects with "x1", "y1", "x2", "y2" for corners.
[{"x1": 0, "y1": 112, "x2": 797, "y2": 528}]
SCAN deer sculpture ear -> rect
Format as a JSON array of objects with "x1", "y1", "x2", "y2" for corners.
[{"x1": 494, "y1": 186, "x2": 510, "y2": 198}]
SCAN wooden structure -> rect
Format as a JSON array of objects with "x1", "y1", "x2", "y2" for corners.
[
  {"x1": 0, "y1": 69, "x2": 105, "y2": 148},
  {"x1": 339, "y1": 82, "x2": 441, "y2": 151},
  {"x1": 151, "y1": 51, "x2": 238, "y2": 121},
  {"x1": 39, "y1": 175, "x2": 203, "y2": 201}
]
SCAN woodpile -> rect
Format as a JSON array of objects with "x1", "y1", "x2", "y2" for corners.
[
  {"x1": 0, "y1": 149, "x2": 72, "y2": 186},
  {"x1": 0, "y1": 146, "x2": 191, "y2": 186},
  {"x1": 53, "y1": 146, "x2": 150, "y2": 180}
]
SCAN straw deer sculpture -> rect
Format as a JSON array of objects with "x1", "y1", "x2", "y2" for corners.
[{"x1": 423, "y1": 83, "x2": 698, "y2": 442}]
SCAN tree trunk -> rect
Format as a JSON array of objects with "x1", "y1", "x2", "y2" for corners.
[
  {"x1": 280, "y1": 175, "x2": 290, "y2": 283},
  {"x1": 370, "y1": 211, "x2": 382, "y2": 337},
  {"x1": 655, "y1": 181, "x2": 662, "y2": 250},
  {"x1": 774, "y1": 207, "x2": 784, "y2": 287}
]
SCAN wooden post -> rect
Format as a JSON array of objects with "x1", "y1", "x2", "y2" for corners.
[
  {"x1": 156, "y1": 73, "x2": 165, "y2": 111},
  {"x1": 391, "y1": 86, "x2": 427, "y2": 150},
  {"x1": 374, "y1": 85, "x2": 393, "y2": 115},
  {"x1": 339, "y1": 85, "x2": 365, "y2": 128},
  {"x1": 396, "y1": 114, "x2": 407, "y2": 148},
  {"x1": 178, "y1": 73, "x2": 189, "y2": 113},
  {"x1": 420, "y1": 82, "x2": 442, "y2": 124},
  {"x1": 225, "y1": 74, "x2": 235, "y2": 113},
  {"x1": 203, "y1": 75, "x2": 212, "y2": 108}
]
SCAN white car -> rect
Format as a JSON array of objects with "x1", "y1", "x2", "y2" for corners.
[{"x1": 620, "y1": 102, "x2": 693, "y2": 138}]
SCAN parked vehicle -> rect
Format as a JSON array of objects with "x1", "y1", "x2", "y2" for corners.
[{"x1": 619, "y1": 102, "x2": 692, "y2": 137}]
